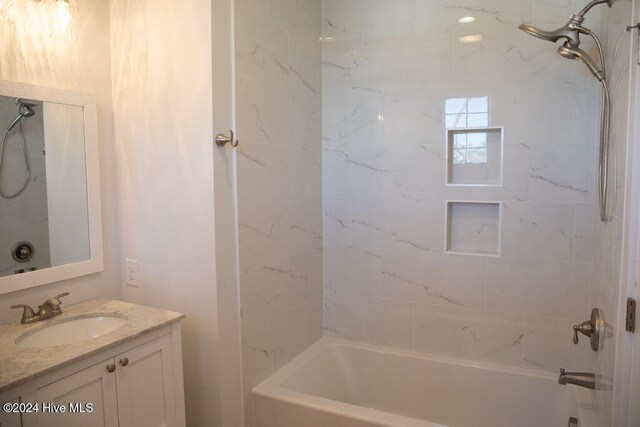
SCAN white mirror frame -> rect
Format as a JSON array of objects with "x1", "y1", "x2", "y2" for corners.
[{"x1": 0, "y1": 80, "x2": 103, "y2": 295}]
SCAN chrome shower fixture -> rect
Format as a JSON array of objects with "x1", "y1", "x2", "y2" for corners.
[
  {"x1": 557, "y1": 44, "x2": 605, "y2": 81},
  {"x1": 519, "y1": 0, "x2": 612, "y2": 221},
  {"x1": 0, "y1": 98, "x2": 38, "y2": 199},
  {"x1": 7, "y1": 98, "x2": 37, "y2": 133},
  {"x1": 518, "y1": 14, "x2": 585, "y2": 46}
]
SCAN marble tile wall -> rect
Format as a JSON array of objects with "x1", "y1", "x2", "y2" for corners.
[
  {"x1": 322, "y1": 0, "x2": 608, "y2": 377},
  {"x1": 234, "y1": 0, "x2": 323, "y2": 425},
  {"x1": 589, "y1": 1, "x2": 634, "y2": 425},
  {"x1": 0, "y1": 96, "x2": 50, "y2": 277}
]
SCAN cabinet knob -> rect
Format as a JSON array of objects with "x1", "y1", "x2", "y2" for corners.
[
  {"x1": 106, "y1": 363, "x2": 116, "y2": 373},
  {"x1": 119, "y1": 358, "x2": 129, "y2": 367}
]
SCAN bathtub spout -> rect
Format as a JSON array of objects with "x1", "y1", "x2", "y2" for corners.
[{"x1": 558, "y1": 368, "x2": 596, "y2": 390}]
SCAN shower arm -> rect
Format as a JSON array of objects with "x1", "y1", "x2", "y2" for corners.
[{"x1": 578, "y1": 0, "x2": 613, "y2": 17}]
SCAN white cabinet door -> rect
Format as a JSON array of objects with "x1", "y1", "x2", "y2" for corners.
[
  {"x1": 33, "y1": 359, "x2": 118, "y2": 427},
  {"x1": 0, "y1": 397, "x2": 22, "y2": 427},
  {"x1": 115, "y1": 334, "x2": 176, "y2": 427}
]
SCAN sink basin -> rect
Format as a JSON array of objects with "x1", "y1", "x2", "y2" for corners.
[{"x1": 15, "y1": 314, "x2": 128, "y2": 348}]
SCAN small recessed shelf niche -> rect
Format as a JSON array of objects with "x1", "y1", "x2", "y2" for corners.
[
  {"x1": 446, "y1": 127, "x2": 503, "y2": 185},
  {"x1": 446, "y1": 201, "x2": 501, "y2": 256}
]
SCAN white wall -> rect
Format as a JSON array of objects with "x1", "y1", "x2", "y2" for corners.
[
  {"x1": 234, "y1": 0, "x2": 323, "y2": 424},
  {"x1": 0, "y1": 0, "x2": 121, "y2": 323},
  {"x1": 108, "y1": 1, "x2": 221, "y2": 425}
]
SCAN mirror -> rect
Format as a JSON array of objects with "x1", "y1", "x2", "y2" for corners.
[{"x1": 0, "y1": 81, "x2": 103, "y2": 294}]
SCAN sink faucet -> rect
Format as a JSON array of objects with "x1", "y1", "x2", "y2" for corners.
[
  {"x1": 558, "y1": 368, "x2": 596, "y2": 390},
  {"x1": 11, "y1": 292, "x2": 70, "y2": 324}
]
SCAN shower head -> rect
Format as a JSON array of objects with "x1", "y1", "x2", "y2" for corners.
[
  {"x1": 14, "y1": 99, "x2": 37, "y2": 118},
  {"x1": 518, "y1": 15, "x2": 584, "y2": 47},
  {"x1": 557, "y1": 42, "x2": 605, "y2": 81},
  {"x1": 19, "y1": 105, "x2": 36, "y2": 118},
  {"x1": 6, "y1": 99, "x2": 37, "y2": 133}
]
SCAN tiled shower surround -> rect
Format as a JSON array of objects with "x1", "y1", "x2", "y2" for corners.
[
  {"x1": 235, "y1": 0, "x2": 632, "y2": 425},
  {"x1": 590, "y1": 0, "x2": 633, "y2": 424},
  {"x1": 235, "y1": 0, "x2": 323, "y2": 425},
  {"x1": 322, "y1": 0, "x2": 609, "y2": 373}
]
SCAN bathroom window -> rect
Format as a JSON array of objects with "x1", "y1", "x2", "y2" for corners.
[
  {"x1": 452, "y1": 132, "x2": 488, "y2": 164},
  {"x1": 446, "y1": 127, "x2": 503, "y2": 185},
  {"x1": 445, "y1": 96, "x2": 489, "y2": 129}
]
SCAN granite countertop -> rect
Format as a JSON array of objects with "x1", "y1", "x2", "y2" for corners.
[{"x1": 0, "y1": 297, "x2": 184, "y2": 393}]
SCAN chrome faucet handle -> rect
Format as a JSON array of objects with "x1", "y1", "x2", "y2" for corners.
[
  {"x1": 38, "y1": 292, "x2": 69, "y2": 320},
  {"x1": 52, "y1": 292, "x2": 69, "y2": 304},
  {"x1": 573, "y1": 321, "x2": 594, "y2": 344},
  {"x1": 572, "y1": 308, "x2": 604, "y2": 351},
  {"x1": 10, "y1": 304, "x2": 37, "y2": 324},
  {"x1": 42, "y1": 292, "x2": 69, "y2": 307}
]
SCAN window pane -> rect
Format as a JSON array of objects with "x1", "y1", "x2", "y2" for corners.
[
  {"x1": 453, "y1": 134, "x2": 468, "y2": 149},
  {"x1": 467, "y1": 113, "x2": 488, "y2": 127},
  {"x1": 446, "y1": 114, "x2": 467, "y2": 129},
  {"x1": 466, "y1": 148, "x2": 488, "y2": 164},
  {"x1": 453, "y1": 149, "x2": 467, "y2": 164},
  {"x1": 468, "y1": 97, "x2": 489, "y2": 113},
  {"x1": 466, "y1": 132, "x2": 487, "y2": 148},
  {"x1": 445, "y1": 98, "x2": 468, "y2": 115}
]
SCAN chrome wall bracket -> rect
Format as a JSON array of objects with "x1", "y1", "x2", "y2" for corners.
[
  {"x1": 626, "y1": 23, "x2": 640, "y2": 65},
  {"x1": 215, "y1": 130, "x2": 238, "y2": 147},
  {"x1": 573, "y1": 307, "x2": 605, "y2": 352},
  {"x1": 626, "y1": 298, "x2": 636, "y2": 332}
]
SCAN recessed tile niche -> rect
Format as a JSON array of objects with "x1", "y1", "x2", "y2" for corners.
[
  {"x1": 446, "y1": 202, "x2": 501, "y2": 256},
  {"x1": 447, "y1": 127, "x2": 503, "y2": 185}
]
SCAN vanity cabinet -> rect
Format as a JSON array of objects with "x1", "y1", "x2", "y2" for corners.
[
  {"x1": 0, "y1": 324, "x2": 185, "y2": 427},
  {"x1": 0, "y1": 398, "x2": 22, "y2": 427},
  {"x1": 34, "y1": 359, "x2": 119, "y2": 427}
]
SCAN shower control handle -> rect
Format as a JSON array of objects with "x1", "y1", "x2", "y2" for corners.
[
  {"x1": 573, "y1": 322, "x2": 593, "y2": 344},
  {"x1": 215, "y1": 130, "x2": 238, "y2": 147},
  {"x1": 572, "y1": 307, "x2": 604, "y2": 352},
  {"x1": 11, "y1": 241, "x2": 34, "y2": 263}
]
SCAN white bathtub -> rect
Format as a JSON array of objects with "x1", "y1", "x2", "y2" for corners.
[{"x1": 253, "y1": 337, "x2": 592, "y2": 427}]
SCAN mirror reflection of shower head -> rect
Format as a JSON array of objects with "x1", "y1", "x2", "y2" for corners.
[
  {"x1": 558, "y1": 42, "x2": 605, "y2": 81},
  {"x1": 15, "y1": 98, "x2": 37, "y2": 117},
  {"x1": 7, "y1": 99, "x2": 37, "y2": 133}
]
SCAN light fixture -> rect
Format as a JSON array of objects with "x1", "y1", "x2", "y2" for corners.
[
  {"x1": 458, "y1": 16, "x2": 476, "y2": 24},
  {"x1": 458, "y1": 34, "x2": 483, "y2": 44},
  {"x1": 377, "y1": 113, "x2": 384, "y2": 121},
  {"x1": 51, "y1": 0, "x2": 76, "y2": 40},
  {"x1": 0, "y1": 0, "x2": 15, "y2": 23}
]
